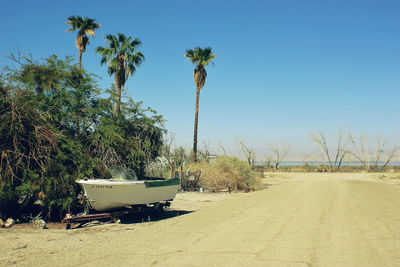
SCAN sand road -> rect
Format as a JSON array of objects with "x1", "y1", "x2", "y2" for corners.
[{"x1": 2, "y1": 173, "x2": 400, "y2": 266}]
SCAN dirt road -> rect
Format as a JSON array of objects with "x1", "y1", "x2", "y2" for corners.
[{"x1": 2, "y1": 173, "x2": 400, "y2": 266}]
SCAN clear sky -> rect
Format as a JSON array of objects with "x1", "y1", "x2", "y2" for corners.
[{"x1": 1, "y1": 0, "x2": 399, "y2": 160}]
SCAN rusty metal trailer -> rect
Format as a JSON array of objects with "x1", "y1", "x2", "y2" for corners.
[{"x1": 62, "y1": 201, "x2": 170, "y2": 229}]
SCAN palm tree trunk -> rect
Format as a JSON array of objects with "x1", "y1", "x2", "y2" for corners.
[
  {"x1": 116, "y1": 84, "x2": 121, "y2": 115},
  {"x1": 114, "y1": 54, "x2": 125, "y2": 115},
  {"x1": 193, "y1": 88, "x2": 200, "y2": 162},
  {"x1": 78, "y1": 49, "x2": 82, "y2": 70}
]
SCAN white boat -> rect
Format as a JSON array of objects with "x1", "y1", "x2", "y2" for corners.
[{"x1": 76, "y1": 178, "x2": 180, "y2": 211}]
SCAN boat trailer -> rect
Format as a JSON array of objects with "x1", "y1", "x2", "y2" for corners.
[{"x1": 62, "y1": 201, "x2": 171, "y2": 229}]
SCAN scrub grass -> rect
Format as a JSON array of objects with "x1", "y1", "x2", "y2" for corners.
[{"x1": 186, "y1": 156, "x2": 261, "y2": 192}]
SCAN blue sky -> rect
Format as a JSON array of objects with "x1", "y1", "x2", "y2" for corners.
[{"x1": 1, "y1": 0, "x2": 399, "y2": 160}]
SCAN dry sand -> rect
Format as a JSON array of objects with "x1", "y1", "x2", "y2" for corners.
[{"x1": 1, "y1": 172, "x2": 400, "y2": 266}]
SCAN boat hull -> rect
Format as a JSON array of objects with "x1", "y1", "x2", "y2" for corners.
[{"x1": 77, "y1": 179, "x2": 180, "y2": 211}]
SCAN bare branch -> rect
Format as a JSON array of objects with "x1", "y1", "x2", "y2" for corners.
[
  {"x1": 238, "y1": 137, "x2": 254, "y2": 166},
  {"x1": 347, "y1": 133, "x2": 397, "y2": 171},
  {"x1": 267, "y1": 142, "x2": 289, "y2": 170},
  {"x1": 310, "y1": 131, "x2": 332, "y2": 170},
  {"x1": 310, "y1": 130, "x2": 348, "y2": 171},
  {"x1": 218, "y1": 141, "x2": 227, "y2": 156}
]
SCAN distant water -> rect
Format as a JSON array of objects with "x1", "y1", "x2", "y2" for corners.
[{"x1": 256, "y1": 161, "x2": 400, "y2": 167}]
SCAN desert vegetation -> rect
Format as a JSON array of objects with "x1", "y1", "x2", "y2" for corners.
[
  {"x1": 184, "y1": 156, "x2": 262, "y2": 192},
  {"x1": 0, "y1": 15, "x2": 221, "y2": 221},
  {"x1": 0, "y1": 53, "x2": 163, "y2": 221}
]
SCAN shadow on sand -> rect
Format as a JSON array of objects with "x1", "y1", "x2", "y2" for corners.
[{"x1": 119, "y1": 208, "x2": 193, "y2": 224}]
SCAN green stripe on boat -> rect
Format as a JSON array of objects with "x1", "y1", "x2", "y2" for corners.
[{"x1": 145, "y1": 178, "x2": 180, "y2": 188}]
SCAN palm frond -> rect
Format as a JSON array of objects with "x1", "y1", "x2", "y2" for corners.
[
  {"x1": 66, "y1": 15, "x2": 101, "y2": 56},
  {"x1": 117, "y1": 33, "x2": 127, "y2": 44},
  {"x1": 185, "y1": 46, "x2": 216, "y2": 90},
  {"x1": 96, "y1": 33, "x2": 144, "y2": 85},
  {"x1": 130, "y1": 38, "x2": 142, "y2": 48},
  {"x1": 184, "y1": 46, "x2": 216, "y2": 66},
  {"x1": 85, "y1": 29, "x2": 96, "y2": 36}
]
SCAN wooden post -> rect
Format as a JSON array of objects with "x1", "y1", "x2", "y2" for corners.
[
  {"x1": 171, "y1": 160, "x2": 175, "y2": 179},
  {"x1": 180, "y1": 165, "x2": 183, "y2": 189}
]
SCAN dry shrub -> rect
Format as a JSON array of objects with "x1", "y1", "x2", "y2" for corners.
[{"x1": 186, "y1": 156, "x2": 261, "y2": 192}]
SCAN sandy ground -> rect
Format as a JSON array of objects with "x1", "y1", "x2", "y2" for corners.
[{"x1": 1, "y1": 172, "x2": 400, "y2": 266}]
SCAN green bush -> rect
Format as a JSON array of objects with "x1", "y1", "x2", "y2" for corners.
[
  {"x1": 186, "y1": 156, "x2": 261, "y2": 192},
  {"x1": 0, "y1": 55, "x2": 164, "y2": 220}
]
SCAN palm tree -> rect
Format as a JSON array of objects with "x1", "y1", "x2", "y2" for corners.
[
  {"x1": 66, "y1": 16, "x2": 101, "y2": 69},
  {"x1": 185, "y1": 47, "x2": 216, "y2": 162},
  {"x1": 96, "y1": 33, "x2": 144, "y2": 114}
]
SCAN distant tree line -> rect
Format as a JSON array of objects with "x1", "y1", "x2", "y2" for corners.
[{"x1": 309, "y1": 130, "x2": 398, "y2": 172}]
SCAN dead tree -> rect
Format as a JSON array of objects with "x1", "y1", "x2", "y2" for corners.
[
  {"x1": 379, "y1": 148, "x2": 399, "y2": 170},
  {"x1": 267, "y1": 142, "x2": 289, "y2": 170},
  {"x1": 238, "y1": 137, "x2": 255, "y2": 166},
  {"x1": 376, "y1": 139, "x2": 398, "y2": 170},
  {"x1": 334, "y1": 130, "x2": 347, "y2": 168},
  {"x1": 348, "y1": 133, "x2": 398, "y2": 171},
  {"x1": 198, "y1": 141, "x2": 212, "y2": 163},
  {"x1": 309, "y1": 130, "x2": 348, "y2": 172},
  {"x1": 161, "y1": 133, "x2": 175, "y2": 165},
  {"x1": 348, "y1": 133, "x2": 369, "y2": 170}
]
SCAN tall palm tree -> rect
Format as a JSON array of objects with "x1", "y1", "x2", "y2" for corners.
[
  {"x1": 66, "y1": 16, "x2": 101, "y2": 69},
  {"x1": 96, "y1": 33, "x2": 144, "y2": 114},
  {"x1": 185, "y1": 47, "x2": 216, "y2": 162}
]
